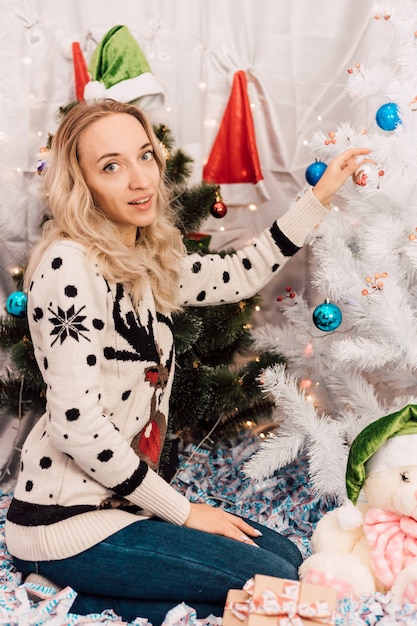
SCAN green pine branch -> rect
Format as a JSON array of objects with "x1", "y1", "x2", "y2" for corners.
[
  {"x1": 174, "y1": 183, "x2": 219, "y2": 236},
  {"x1": 0, "y1": 316, "x2": 29, "y2": 351}
]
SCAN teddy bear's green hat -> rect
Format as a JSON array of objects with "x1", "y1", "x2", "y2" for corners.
[
  {"x1": 83, "y1": 25, "x2": 164, "y2": 110},
  {"x1": 346, "y1": 404, "x2": 417, "y2": 505}
]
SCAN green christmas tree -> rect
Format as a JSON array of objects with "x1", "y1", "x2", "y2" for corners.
[{"x1": 0, "y1": 118, "x2": 284, "y2": 479}]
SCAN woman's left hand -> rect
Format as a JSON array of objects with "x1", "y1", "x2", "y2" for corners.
[
  {"x1": 312, "y1": 147, "x2": 372, "y2": 207},
  {"x1": 184, "y1": 502, "x2": 261, "y2": 546}
]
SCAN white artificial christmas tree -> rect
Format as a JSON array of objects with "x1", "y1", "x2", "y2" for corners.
[{"x1": 245, "y1": 0, "x2": 417, "y2": 502}]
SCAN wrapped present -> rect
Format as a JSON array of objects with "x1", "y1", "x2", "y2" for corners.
[
  {"x1": 223, "y1": 574, "x2": 337, "y2": 626},
  {"x1": 223, "y1": 589, "x2": 251, "y2": 626}
]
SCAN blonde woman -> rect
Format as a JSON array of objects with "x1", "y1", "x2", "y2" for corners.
[{"x1": 6, "y1": 99, "x2": 369, "y2": 624}]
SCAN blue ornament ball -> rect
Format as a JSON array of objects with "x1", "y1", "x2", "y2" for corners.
[
  {"x1": 6, "y1": 290, "x2": 28, "y2": 318},
  {"x1": 375, "y1": 102, "x2": 401, "y2": 131},
  {"x1": 305, "y1": 161, "x2": 327, "y2": 186},
  {"x1": 312, "y1": 299, "x2": 342, "y2": 332}
]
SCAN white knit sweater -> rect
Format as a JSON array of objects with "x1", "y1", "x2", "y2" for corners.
[{"x1": 6, "y1": 189, "x2": 327, "y2": 561}]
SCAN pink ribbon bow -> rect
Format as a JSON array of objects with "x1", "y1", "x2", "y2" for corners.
[
  {"x1": 226, "y1": 579, "x2": 334, "y2": 625},
  {"x1": 363, "y1": 508, "x2": 417, "y2": 587}
]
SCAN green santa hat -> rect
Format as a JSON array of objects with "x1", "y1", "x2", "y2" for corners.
[
  {"x1": 84, "y1": 25, "x2": 164, "y2": 110},
  {"x1": 346, "y1": 403, "x2": 417, "y2": 506}
]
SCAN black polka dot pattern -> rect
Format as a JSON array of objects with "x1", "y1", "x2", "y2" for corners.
[
  {"x1": 39, "y1": 457, "x2": 52, "y2": 469},
  {"x1": 97, "y1": 449, "x2": 113, "y2": 462},
  {"x1": 10, "y1": 230, "x2": 304, "y2": 538},
  {"x1": 51, "y1": 257, "x2": 63, "y2": 270},
  {"x1": 65, "y1": 408, "x2": 80, "y2": 421},
  {"x1": 179, "y1": 224, "x2": 301, "y2": 308},
  {"x1": 64, "y1": 285, "x2": 78, "y2": 298}
]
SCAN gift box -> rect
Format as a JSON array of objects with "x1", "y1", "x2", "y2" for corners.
[
  {"x1": 223, "y1": 574, "x2": 337, "y2": 626},
  {"x1": 223, "y1": 589, "x2": 251, "y2": 626}
]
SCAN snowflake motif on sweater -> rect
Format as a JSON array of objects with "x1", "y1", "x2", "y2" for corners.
[{"x1": 48, "y1": 303, "x2": 89, "y2": 346}]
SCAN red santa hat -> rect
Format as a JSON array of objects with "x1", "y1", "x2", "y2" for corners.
[
  {"x1": 72, "y1": 42, "x2": 90, "y2": 101},
  {"x1": 203, "y1": 70, "x2": 268, "y2": 201}
]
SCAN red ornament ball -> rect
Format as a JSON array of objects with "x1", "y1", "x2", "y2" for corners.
[{"x1": 210, "y1": 200, "x2": 228, "y2": 218}]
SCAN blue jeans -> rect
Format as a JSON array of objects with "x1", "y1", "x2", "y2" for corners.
[{"x1": 13, "y1": 517, "x2": 302, "y2": 625}]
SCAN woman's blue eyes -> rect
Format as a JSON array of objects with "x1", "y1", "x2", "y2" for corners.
[
  {"x1": 104, "y1": 163, "x2": 119, "y2": 173},
  {"x1": 142, "y1": 150, "x2": 154, "y2": 161},
  {"x1": 103, "y1": 150, "x2": 154, "y2": 172}
]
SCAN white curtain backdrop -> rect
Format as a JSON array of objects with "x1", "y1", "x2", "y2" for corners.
[{"x1": 0, "y1": 0, "x2": 381, "y2": 342}]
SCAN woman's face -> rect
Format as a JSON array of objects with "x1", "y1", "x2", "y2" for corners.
[{"x1": 78, "y1": 112, "x2": 161, "y2": 246}]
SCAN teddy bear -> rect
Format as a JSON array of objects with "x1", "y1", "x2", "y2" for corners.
[{"x1": 299, "y1": 404, "x2": 417, "y2": 605}]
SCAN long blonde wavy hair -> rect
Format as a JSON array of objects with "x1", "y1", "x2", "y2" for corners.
[{"x1": 24, "y1": 99, "x2": 186, "y2": 314}]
